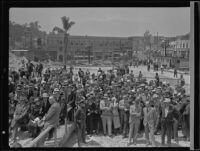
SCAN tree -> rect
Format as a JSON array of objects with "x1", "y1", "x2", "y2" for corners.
[
  {"x1": 9, "y1": 20, "x2": 46, "y2": 50},
  {"x1": 144, "y1": 30, "x2": 152, "y2": 50},
  {"x1": 53, "y1": 16, "x2": 75, "y2": 65},
  {"x1": 144, "y1": 30, "x2": 153, "y2": 60}
]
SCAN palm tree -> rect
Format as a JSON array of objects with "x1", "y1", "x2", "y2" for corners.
[
  {"x1": 52, "y1": 17, "x2": 75, "y2": 64},
  {"x1": 61, "y1": 16, "x2": 75, "y2": 65}
]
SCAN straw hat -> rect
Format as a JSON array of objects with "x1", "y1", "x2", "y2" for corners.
[
  {"x1": 42, "y1": 93, "x2": 49, "y2": 98},
  {"x1": 164, "y1": 98, "x2": 170, "y2": 103}
]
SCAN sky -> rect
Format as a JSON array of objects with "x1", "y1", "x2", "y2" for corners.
[{"x1": 9, "y1": 8, "x2": 190, "y2": 37}]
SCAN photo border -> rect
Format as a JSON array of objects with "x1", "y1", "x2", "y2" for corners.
[{"x1": 1, "y1": 0, "x2": 199, "y2": 150}]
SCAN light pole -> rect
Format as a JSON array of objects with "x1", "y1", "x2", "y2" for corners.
[
  {"x1": 85, "y1": 41, "x2": 92, "y2": 64},
  {"x1": 162, "y1": 39, "x2": 169, "y2": 57}
]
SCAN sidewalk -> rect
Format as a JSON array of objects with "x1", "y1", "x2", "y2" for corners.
[{"x1": 166, "y1": 69, "x2": 190, "y2": 75}]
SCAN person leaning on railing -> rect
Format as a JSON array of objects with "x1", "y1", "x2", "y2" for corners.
[{"x1": 38, "y1": 95, "x2": 61, "y2": 146}]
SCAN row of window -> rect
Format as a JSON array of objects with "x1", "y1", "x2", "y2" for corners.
[
  {"x1": 47, "y1": 39, "x2": 130, "y2": 49},
  {"x1": 69, "y1": 40, "x2": 129, "y2": 47},
  {"x1": 47, "y1": 39, "x2": 63, "y2": 45},
  {"x1": 171, "y1": 43, "x2": 189, "y2": 49}
]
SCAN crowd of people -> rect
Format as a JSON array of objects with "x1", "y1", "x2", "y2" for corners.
[{"x1": 9, "y1": 59, "x2": 190, "y2": 147}]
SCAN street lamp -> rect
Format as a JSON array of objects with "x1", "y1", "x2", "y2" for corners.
[
  {"x1": 85, "y1": 42, "x2": 92, "y2": 64},
  {"x1": 161, "y1": 39, "x2": 169, "y2": 57}
]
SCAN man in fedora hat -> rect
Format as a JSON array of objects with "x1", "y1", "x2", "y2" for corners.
[
  {"x1": 67, "y1": 84, "x2": 77, "y2": 122},
  {"x1": 154, "y1": 94, "x2": 162, "y2": 135},
  {"x1": 181, "y1": 95, "x2": 190, "y2": 141},
  {"x1": 160, "y1": 98, "x2": 174, "y2": 146},
  {"x1": 39, "y1": 96, "x2": 61, "y2": 146},
  {"x1": 40, "y1": 93, "x2": 51, "y2": 117},
  {"x1": 74, "y1": 97, "x2": 87, "y2": 147},
  {"x1": 27, "y1": 97, "x2": 43, "y2": 138},
  {"x1": 119, "y1": 94, "x2": 130, "y2": 138},
  {"x1": 100, "y1": 93, "x2": 113, "y2": 137},
  {"x1": 143, "y1": 101, "x2": 157, "y2": 146},
  {"x1": 127, "y1": 98, "x2": 141, "y2": 146}
]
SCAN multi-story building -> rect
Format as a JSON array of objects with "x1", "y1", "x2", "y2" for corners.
[
  {"x1": 46, "y1": 32, "x2": 132, "y2": 64},
  {"x1": 129, "y1": 35, "x2": 164, "y2": 61},
  {"x1": 152, "y1": 36, "x2": 190, "y2": 70},
  {"x1": 46, "y1": 32, "x2": 65, "y2": 61},
  {"x1": 46, "y1": 31, "x2": 189, "y2": 69}
]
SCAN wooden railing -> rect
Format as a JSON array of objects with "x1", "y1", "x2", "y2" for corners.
[
  {"x1": 25, "y1": 106, "x2": 73, "y2": 147},
  {"x1": 26, "y1": 125, "x2": 54, "y2": 147}
]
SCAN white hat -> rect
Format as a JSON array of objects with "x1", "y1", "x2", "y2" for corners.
[
  {"x1": 163, "y1": 81, "x2": 167, "y2": 85},
  {"x1": 153, "y1": 94, "x2": 158, "y2": 98},
  {"x1": 53, "y1": 88, "x2": 59, "y2": 93},
  {"x1": 42, "y1": 93, "x2": 49, "y2": 98},
  {"x1": 145, "y1": 101, "x2": 150, "y2": 105},
  {"x1": 164, "y1": 98, "x2": 170, "y2": 103},
  {"x1": 111, "y1": 97, "x2": 116, "y2": 101}
]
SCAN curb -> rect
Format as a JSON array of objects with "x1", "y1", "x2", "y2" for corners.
[{"x1": 165, "y1": 70, "x2": 190, "y2": 75}]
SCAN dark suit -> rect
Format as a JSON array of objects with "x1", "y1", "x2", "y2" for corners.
[
  {"x1": 67, "y1": 91, "x2": 77, "y2": 121},
  {"x1": 75, "y1": 105, "x2": 86, "y2": 145},
  {"x1": 41, "y1": 98, "x2": 51, "y2": 117},
  {"x1": 171, "y1": 105, "x2": 180, "y2": 142},
  {"x1": 182, "y1": 103, "x2": 190, "y2": 139},
  {"x1": 161, "y1": 104, "x2": 174, "y2": 145}
]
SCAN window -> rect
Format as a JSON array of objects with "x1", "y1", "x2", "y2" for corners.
[
  {"x1": 186, "y1": 43, "x2": 188, "y2": 48},
  {"x1": 183, "y1": 43, "x2": 185, "y2": 48},
  {"x1": 59, "y1": 55, "x2": 63, "y2": 62},
  {"x1": 59, "y1": 47, "x2": 63, "y2": 51}
]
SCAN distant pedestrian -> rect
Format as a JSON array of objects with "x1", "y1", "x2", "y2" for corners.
[
  {"x1": 161, "y1": 65, "x2": 164, "y2": 74},
  {"x1": 174, "y1": 68, "x2": 178, "y2": 78}
]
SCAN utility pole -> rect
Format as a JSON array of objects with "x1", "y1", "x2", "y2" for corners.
[
  {"x1": 157, "y1": 32, "x2": 158, "y2": 51},
  {"x1": 165, "y1": 40, "x2": 166, "y2": 57},
  {"x1": 88, "y1": 45, "x2": 91, "y2": 64}
]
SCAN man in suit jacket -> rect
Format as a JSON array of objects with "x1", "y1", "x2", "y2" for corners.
[
  {"x1": 74, "y1": 97, "x2": 87, "y2": 147},
  {"x1": 42, "y1": 95, "x2": 61, "y2": 129},
  {"x1": 127, "y1": 98, "x2": 141, "y2": 146},
  {"x1": 119, "y1": 94, "x2": 130, "y2": 138},
  {"x1": 38, "y1": 96, "x2": 61, "y2": 146},
  {"x1": 160, "y1": 98, "x2": 174, "y2": 146},
  {"x1": 40, "y1": 93, "x2": 51, "y2": 117},
  {"x1": 143, "y1": 101, "x2": 157, "y2": 146}
]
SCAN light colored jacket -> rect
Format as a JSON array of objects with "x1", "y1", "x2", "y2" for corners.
[
  {"x1": 112, "y1": 101, "x2": 119, "y2": 116},
  {"x1": 143, "y1": 107, "x2": 157, "y2": 127},
  {"x1": 100, "y1": 100, "x2": 112, "y2": 117},
  {"x1": 44, "y1": 102, "x2": 61, "y2": 128},
  {"x1": 129, "y1": 104, "x2": 141, "y2": 123}
]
